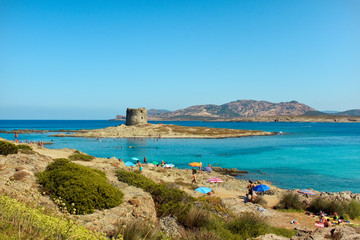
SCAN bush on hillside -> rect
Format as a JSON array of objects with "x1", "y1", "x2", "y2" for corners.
[
  {"x1": 276, "y1": 192, "x2": 305, "y2": 210},
  {"x1": 307, "y1": 197, "x2": 345, "y2": 216},
  {"x1": 116, "y1": 170, "x2": 194, "y2": 223},
  {"x1": 69, "y1": 150, "x2": 95, "y2": 161},
  {"x1": 347, "y1": 199, "x2": 360, "y2": 219},
  {"x1": 225, "y1": 213, "x2": 296, "y2": 240},
  {"x1": 17, "y1": 144, "x2": 34, "y2": 154},
  {"x1": 36, "y1": 158, "x2": 123, "y2": 214},
  {"x1": 0, "y1": 141, "x2": 18, "y2": 156}
]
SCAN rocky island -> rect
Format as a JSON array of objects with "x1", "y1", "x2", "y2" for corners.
[{"x1": 52, "y1": 108, "x2": 276, "y2": 139}]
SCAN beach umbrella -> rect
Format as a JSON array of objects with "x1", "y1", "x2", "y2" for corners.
[
  {"x1": 207, "y1": 177, "x2": 224, "y2": 183},
  {"x1": 298, "y1": 189, "x2": 316, "y2": 195},
  {"x1": 253, "y1": 184, "x2": 270, "y2": 192},
  {"x1": 151, "y1": 161, "x2": 159, "y2": 165},
  {"x1": 189, "y1": 162, "x2": 202, "y2": 167},
  {"x1": 131, "y1": 157, "x2": 139, "y2": 161},
  {"x1": 147, "y1": 163, "x2": 154, "y2": 167},
  {"x1": 125, "y1": 161, "x2": 136, "y2": 167},
  {"x1": 195, "y1": 187, "x2": 212, "y2": 194},
  {"x1": 163, "y1": 164, "x2": 175, "y2": 168},
  {"x1": 203, "y1": 166, "x2": 212, "y2": 172}
]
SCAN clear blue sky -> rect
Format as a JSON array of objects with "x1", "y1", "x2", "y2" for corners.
[{"x1": 1, "y1": 0, "x2": 359, "y2": 119}]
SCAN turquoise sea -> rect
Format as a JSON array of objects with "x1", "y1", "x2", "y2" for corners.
[{"x1": 1, "y1": 120, "x2": 360, "y2": 193}]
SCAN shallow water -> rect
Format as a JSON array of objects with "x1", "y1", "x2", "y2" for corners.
[{"x1": 1, "y1": 120, "x2": 359, "y2": 193}]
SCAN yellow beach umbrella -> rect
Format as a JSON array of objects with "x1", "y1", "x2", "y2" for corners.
[{"x1": 189, "y1": 162, "x2": 202, "y2": 167}]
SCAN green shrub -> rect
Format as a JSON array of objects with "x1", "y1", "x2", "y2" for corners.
[
  {"x1": 225, "y1": 213, "x2": 269, "y2": 239},
  {"x1": 116, "y1": 220, "x2": 161, "y2": 240},
  {"x1": 0, "y1": 141, "x2": 18, "y2": 156},
  {"x1": 69, "y1": 151, "x2": 95, "y2": 161},
  {"x1": 37, "y1": 158, "x2": 123, "y2": 214},
  {"x1": 183, "y1": 206, "x2": 210, "y2": 229},
  {"x1": 276, "y1": 192, "x2": 305, "y2": 210},
  {"x1": 116, "y1": 170, "x2": 194, "y2": 223},
  {"x1": 17, "y1": 144, "x2": 32, "y2": 150},
  {"x1": 347, "y1": 199, "x2": 360, "y2": 219},
  {"x1": 0, "y1": 195, "x2": 107, "y2": 239},
  {"x1": 308, "y1": 197, "x2": 345, "y2": 216},
  {"x1": 17, "y1": 144, "x2": 34, "y2": 154},
  {"x1": 203, "y1": 217, "x2": 235, "y2": 240}
]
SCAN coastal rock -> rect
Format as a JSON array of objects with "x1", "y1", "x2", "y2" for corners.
[
  {"x1": 256, "y1": 234, "x2": 289, "y2": 240},
  {"x1": 211, "y1": 167, "x2": 248, "y2": 176},
  {"x1": 159, "y1": 216, "x2": 182, "y2": 238},
  {"x1": 291, "y1": 225, "x2": 360, "y2": 240}
]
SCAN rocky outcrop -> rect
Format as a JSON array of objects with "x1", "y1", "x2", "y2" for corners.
[
  {"x1": 212, "y1": 167, "x2": 248, "y2": 176},
  {"x1": 291, "y1": 225, "x2": 360, "y2": 240}
]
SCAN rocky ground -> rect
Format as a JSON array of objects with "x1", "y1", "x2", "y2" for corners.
[
  {"x1": 1, "y1": 138, "x2": 360, "y2": 239},
  {"x1": 51, "y1": 123, "x2": 276, "y2": 139}
]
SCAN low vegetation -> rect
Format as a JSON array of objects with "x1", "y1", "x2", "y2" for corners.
[
  {"x1": 0, "y1": 195, "x2": 109, "y2": 239},
  {"x1": 116, "y1": 170, "x2": 295, "y2": 239},
  {"x1": 225, "y1": 213, "x2": 296, "y2": 240},
  {"x1": 0, "y1": 141, "x2": 18, "y2": 156},
  {"x1": 36, "y1": 158, "x2": 123, "y2": 214},
  {"x1": 17, "y1": 144, "x2": 34, "y2": 154},
  {"x1": 276, "y1": 192, "x2": 305, "y2": 210},
  {"x1": 111, "y1": 220, "x2": 163, "y2": 240},
  {"x1": 69, "y1": 150, "x2": 95, "y2": 161},
  {"x1": 116, "y1": 170, "x2": 194, "y2": 223}
]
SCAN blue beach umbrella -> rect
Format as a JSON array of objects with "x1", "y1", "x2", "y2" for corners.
[
  {"x1": 253, "y1": 184, "x2": 270, "y2": 192},
  {"x1": 125, "y1": 161, "x2": 136, "y2": 167},
  {"x1": 195, "y1": 187, "x2": 212, "y2": 194},
  {"x1": 131, "y1": 157, "x2": 139, "y2": 161},
  {"x1": 203, "y1": 166, "x2": 212, "y2": 172},
  {"x1": 298, "y1": 189, "x2": 316, "y2": 195}
]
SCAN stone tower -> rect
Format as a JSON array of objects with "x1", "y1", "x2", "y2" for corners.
[{"x1": 125, "y1": 108, "x2": 147, "y2": 126}]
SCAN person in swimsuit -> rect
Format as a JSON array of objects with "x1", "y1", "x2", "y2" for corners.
[
  {"x1": 191, "y1": 169, "x2": 197, "y2": 185},
  {"x1": 247, "y1": 180, "x2": 255, "y2": 201},
  {"x1": 137, "y1": 160, "x2": 143, "y2": 172}
]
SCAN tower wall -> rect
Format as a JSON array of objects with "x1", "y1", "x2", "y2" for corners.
[{"x1": 125, "y1": 108, "x2": 147, "y2": 126}]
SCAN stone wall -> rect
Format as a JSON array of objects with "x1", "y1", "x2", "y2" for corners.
[{"x1": 125, "y1": 108, "x2": 147, "y2": 126}]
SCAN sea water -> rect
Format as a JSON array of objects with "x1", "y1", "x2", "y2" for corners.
[{"x1": 0, "y1": 120, "x2": 359, "y2": 193}]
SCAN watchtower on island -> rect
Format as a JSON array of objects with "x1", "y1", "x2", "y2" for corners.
[{"x1": 125, "y1": 108, "x2": 147, "y2": 126}]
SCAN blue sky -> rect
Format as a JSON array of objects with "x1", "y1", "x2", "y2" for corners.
[{"x1": 1, "y1": 0, "x2": 359, "y2": 119}]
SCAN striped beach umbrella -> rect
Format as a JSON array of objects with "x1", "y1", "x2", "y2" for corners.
[
  {"x1": 298, "y1": 189, "x2": 316, "y2": 195},
  {"x1": 207, "y1": 177, "x2": 224, "y2": 183}
]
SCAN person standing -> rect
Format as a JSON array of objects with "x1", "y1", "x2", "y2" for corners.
[
  {"x1": 191, "y1": 169, "x2": 197, "y2": 185},
  {"x1": 144, "y1": 157, "x2": 147, "y2": 164},
  {"x1": 137, "y1": 160, "x2": 143, "y2": 172},
  {"x1": 247, "y1": 180, "x2": 255, "y2": 201}
]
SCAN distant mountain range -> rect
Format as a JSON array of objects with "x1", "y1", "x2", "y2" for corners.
[
  {"x1": 113, "y1": 100, "x2": 360, "y2": 121},
  {"x1": 147, "y1": 100, "x2": 316, "y2": 120}
]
